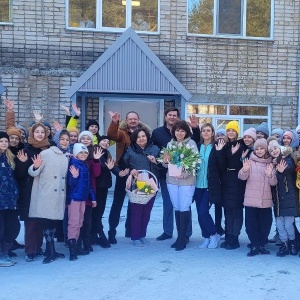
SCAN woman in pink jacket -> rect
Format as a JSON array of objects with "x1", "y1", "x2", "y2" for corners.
[{"x1": 238, "y1": 138, "x2": 277, "y2": 257}]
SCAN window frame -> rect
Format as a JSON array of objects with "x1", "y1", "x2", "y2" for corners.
[
  {"x1": 186, "y1": 0, "x2": 275, "y2": 41},
  {"x1": 65, "y1": 0, "x2": 161, "y2": 34},
  {"x1": 0, "y1": 0, "x2": 13, "y2": 25}
]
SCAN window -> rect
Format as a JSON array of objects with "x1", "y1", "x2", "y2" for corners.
[
  {"x1": 67, "y1": 0, "x2": 159, "y2": 33},
  {"x1": 186, "y1": 104, "x2": 270, "y2": 134},
  {"x1": 0, "y1": 0, "x2": 12, "y2": 23},
  {"x1": 187, "y1": 0, "x2": 273, "y2": 39}
]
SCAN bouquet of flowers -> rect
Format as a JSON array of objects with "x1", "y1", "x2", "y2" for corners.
[
  {"x1": 158, "y1": 142, "x2": 200, "y2": 176},
  {"x1": 136, "y1": 181, "x2": 156, "y2": 195}
]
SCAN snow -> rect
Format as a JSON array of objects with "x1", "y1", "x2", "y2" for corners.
[{"x1": 1, "y1": 193, "x2": 300, "y2": 299}]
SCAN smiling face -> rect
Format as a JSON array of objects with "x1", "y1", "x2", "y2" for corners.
[
  {"x1": 226, "y1": 129, "x2": 238, "y2": 141},
  {"x1": 80, "y1": 135, "x2": 92, "y2": 147},
  {"x1": 272, "y1": 134, "x2": 281, "y2": 142},
  {"x1": 282, "y1": 135, "x2": 292, "y2": 146},
  {"x1": 255, "y1": 146, "x2": 266, "y2": 158},
  {"x1": 165, "y1": 110, "x2": 179, "y2": 128},
  {"x1": 175, "y1": 129, "x2": 187, "y2": 142},
  {"x1": 88, "y1": 125, "x2": 98, "y2": 135},
  {"x1": 33, "y1": 126, "x2": 46, "y2": 142},
  {"x1": 136, "y1": 131, "x2": 148, "y2": 148},
  {"x1": 0, "y1": 138, "x2": 9, "y2": 151},
  {"x1": 126, "y1": 113, "x2": 139, "y2": 130},
  {"x1": 76, "y1": 151, "x2": 89, "y2": 161},
  {"x1": 269, "y1": 146, "x2": 281, "y2": 158},
  {"x1": 69, "y1": 132, "x2": 78, "y2": 144},
  {"x1": 201, "y1": 125, "x2": 214, "y2": 143},
  {"x1": 9, "y1": 135, "x2": 20, "y2": 147},
  {"x1": 243, "y1": 135, "x2": 255, "y2": 147},
  {"x1": 59, "y1": 134, "x2": 70, "y2": 150},
  {"x1": 256, "y1": 131, "x2": 266, "y2": 139},
  {"x1": 99, "y1": 138, "x2": 110, "y2": 149}
]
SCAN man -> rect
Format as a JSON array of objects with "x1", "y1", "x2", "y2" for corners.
[
  {"x1": 107, "y1": 111, "x2": 150, "y2": 244},
  {"x1": 151, "y1": 107, "x2": 193, "y2": 242}
]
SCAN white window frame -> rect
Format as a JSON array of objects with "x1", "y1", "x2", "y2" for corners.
[
  {"x1": 65, "y1": 0, "x2": 160, "y2": 34},
  {"x1": 187, "y1": 0, "x2": 275, "y2": 41},
  {"x1": 185, "y1": 103, "x2": 271, "y2": 134},
  {"x1": 0, "y1": 0, "x2": 13, "y2": 25}
]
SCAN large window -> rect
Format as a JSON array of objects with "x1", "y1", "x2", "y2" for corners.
[
  {"x1": 186, "y1": 104, "x2": 270, "y2": 135},
  {"x1": 67, "y1": 0, "x2": 159, "y2": 33},
  {"x1": 188, "y1": 0, "x2": 274, "y2": 39},
  {"x1": 0, "y1": 0, "x2": 12, "y2": 23}
]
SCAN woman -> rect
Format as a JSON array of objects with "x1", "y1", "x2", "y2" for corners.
[
  {"x1": 195, "y1": 123, "x2": 222, "y2": 249},
  {"x1": 163, "y1": 120, "x2": 198, "y2": 251},
  {"x1": 123, "y1": 128, "x2": 160, "y2": 247},
  {"x1": 16, "y1": 123, "x2": 50, "y2": 262}
]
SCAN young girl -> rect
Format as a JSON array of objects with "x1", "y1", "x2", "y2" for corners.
[
  {"x1": 0, "y1": 132, "x2": 19, "y2": 267},
  {"x1": 268, "y1": 140, "x2": 299, "y2": 256},
  {"x1": 28, "y1": 129, "x2": 70, "y2": 264},
  {"x1": 67, "y1": 143, "x2": 97, "y2": 261},
  {"x1": 163, "y1": 120, "x2": 198, "y2": 251},
  {"x1": 238, "y1": 138, "x2": 277, "y2": 256}
]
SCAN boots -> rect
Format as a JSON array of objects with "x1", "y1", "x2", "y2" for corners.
[
  {"x1": 175, "y1": 211, "x2": 190, "y2": 251},
  {"x1": 276, "y1": 241, "x2": 289, "y2": 257},
  {"x1": 97, "y1": 232, "x2": 111, "y2": 248},
  {"x1": 43, "y1": 229, "x2": 65, "y2": 264},
  {"x1": 171, "y1": 211, "x2": 180, "y2": 248},
  {"x1": 83, "y1": 239, "x2": 93, "y2": 253},
  {"x1": 76, "y1": 237, "x2": 89, "y2": 255},
  {"x1": 225, "y1": 235, "x2": 240, "y2": 250},
  {"x1": 288, "y1": 239, "x2": 298, "y2": 256},
  {"x1": 220, "y1": 234, "x2": 231, "y2": 249},
  {"x1": 68, "y1": 239, "x2": 78, "y2": 261}
]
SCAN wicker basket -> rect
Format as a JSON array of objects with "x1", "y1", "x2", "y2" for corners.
[{"x1": 126, "y1": 170, "x2": 158, "y2": 205}]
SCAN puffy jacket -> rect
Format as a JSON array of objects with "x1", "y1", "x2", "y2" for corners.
[{"x1": 238, "y1": 153, "x2": 277, "y2": 208}]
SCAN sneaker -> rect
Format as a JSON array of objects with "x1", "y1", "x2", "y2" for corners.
[
  {"x1": 208, "y1": 234, "x2": 221, "y2": 249},
  {"x1": 198, "y1": 238, "x2": 210, "y2": 249},
  {"x1": 133, "y1": 240, "x2": 144, "y2": 247},
  {"x1": 140, "y1": 238, "x2": 150, "y2": 245},
  {"x1": 156, "y1": 233, "x2": 172, "y2": 241},
  {"x1": 0, "y1": 256, "x2": 15, "y2": 267},
  {"x1": 25, "y1": 254, "x2": 36, "y2": 262}
]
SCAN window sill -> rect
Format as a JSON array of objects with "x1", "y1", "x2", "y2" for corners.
[
  {"x1": 65, "y1": 27, "x2": 160, "y2": 35},
  {"x1": 0, "y1": 22, "x2": 13, "y2": 26}
]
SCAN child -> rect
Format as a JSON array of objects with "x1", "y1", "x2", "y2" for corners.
[
  {"x1": 268, "y1": 139, "x2": 299, "y2": 256},
  {"x1": 0, "y1": 132, "x2": 19, "y2": 267},
  {"x1": 238, "y1": 138, "x2": 277, "y2": 256},
  {"x1": 67, "y1": 143, "x2": 97, "y2": 261}
]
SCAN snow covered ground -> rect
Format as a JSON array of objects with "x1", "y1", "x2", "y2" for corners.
[{"x1": 2, "y1": 192, "x2": 300, "y2": 300}]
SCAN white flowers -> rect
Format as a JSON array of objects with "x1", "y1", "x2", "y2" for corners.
[{"x1": 180, "y1": 154, "x2": 184, "y2": 158}]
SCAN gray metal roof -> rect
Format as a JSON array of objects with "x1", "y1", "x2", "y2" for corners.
[{"x1": 66, "y1": 27, "x2": 191, "y2": 100}]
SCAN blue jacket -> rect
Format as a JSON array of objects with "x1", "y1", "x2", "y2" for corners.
[
  {"x1": 67, "y1": 157, "x2": 95, "y2": 204},
  {"x1": 0, "y1": 153, "x2": 19, "y2": 210}
]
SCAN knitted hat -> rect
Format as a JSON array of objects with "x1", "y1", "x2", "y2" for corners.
[
  {"x1": 67, "y1": 127, "x2": 79, "y2": 135},
  {"x1": 243, "y1": 127, "x2": 257, "y2": 141},
  {"x1": 215, "y1": 129, "x2": 226, "y2": 136},
  {"x1": 85, "y1": 119, "x2": 100, "y2": 131},
  {"x1": 254, "y1": 138, "x2": 268, "y2": 151},
  {"x1": 256, "y1": 122, "x2": 269, "y2": 137},
  {"x1": 282, "y1": 130, "x2": 293, "y2": 140},
  {"x1": 7, "y1": 127, "x2": 21, "y2": 139},
  {"x1": 0, "y1": 131, "x2": 9, "y2": 140},
  {"x1": 73, "y1": 143, "x2": 89, "y2": 157},
  {"x1": 226, "y1": 121, "x2": 240, "y2": 135},
  {"x1": 78, "y1": 130, "x2": 94, "y2": 142},
  {"x1": 271, "y1": 128, "x2": 283, "y2": 137},
  {"x1": 15, "y1": 124, "x2": 28, "y2": 140},
  {"x1": 268, "y1": 139, "x2": 281, "y2": 152}
]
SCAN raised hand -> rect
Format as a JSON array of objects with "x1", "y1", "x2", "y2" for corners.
[
  {"x1": 32, "y1": 110, "x2": 43, "y2": 123},
  {"x1": 215, "y1": 139, "x2": 225, "y2": 151},
  {"x1": 69, "y1": 165, "x2": 79, "y2": 178},
  {"x1": 17, "y1": 149, "x2": 28, "y2": 162},
  {"x1": 242, "y1": 158, "x2": 251, "y2": 172},
  {"x1": 32, "y1": 154, "x2": 43, "y2": 169},
  {"x1": 241, "y1": 149, "x2": 249, "y2": 160},
  {"x1": 231, "y1": 143, "x2": 240, "y2": 155},
  {"x1": 188, "y1": 115, "x2": 200, "y2": 129},
  {"x1": 61, "y1": 105, "x2": 70, "y2": 116},
  {"x1": 53, "y1": 121, "x2": 63, "y2": 132},
  {"x1": 265, "y1": 163, "x2": 274, "y2": 178},
  {"x1": 109, "y1": 111, "x2": 121, "y2": 124},
  {"x1": 93, "y1": 147, "x2": 104, "y2": 160},
  {"x1": 277, "y1": 159, "x2": 287, "y2": 173},
  {"x1": 71, "y1": 103, "x2": 81, "y2": 117},
  {"x1": 4, "y1": 99, "x2": 14, "y2": 112},
  {"x1": 119, "y1": 168, "x2": 130, "y2": 177},
  {"x1": 105, "y1": 158, "x2": 115, "y2": 170}
]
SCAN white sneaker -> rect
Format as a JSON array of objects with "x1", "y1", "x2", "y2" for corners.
[
  {"x1": 198, "y1": 238, "x2": 210, "y2": 249},
  {"x1": 208, "y1": 234, "x2": 221, "y2": 249},
  {"x1": 0, "y1": 255, "x2": 15, "y2": 267},
  {"x1": 140, "y1": 238, "x2": 150, "y2": 245},
  {"x1": 133, "y1": 240, "x2": 144, "y2": 247}
]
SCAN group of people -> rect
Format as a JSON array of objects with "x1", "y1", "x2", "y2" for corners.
[{"x1": 1, "y1": 100, "x2": 300, "y2": 267}]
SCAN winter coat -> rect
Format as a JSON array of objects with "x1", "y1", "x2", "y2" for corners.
[
  {"x1": 238, "y1": 153, "x2": 277, "y2": 208},
  {"x1": 85, "y1": 157, "x2": 101, "y2": 206},
  {"x1": 123, "y1": 142, "x2": 161, "y2": 180},
  {"x1": 217, "y1": 138, "x2": 246, "y2": 209},
  {"x1": 15, "y1": 144, "x2": 45, "y2": 220},
  {"x1": 0, "y1": 153, "x2": 19, "y2": 210},
  {"x1": 28, "y1": 146, "x2": 69, "y2": 220},
  {"x1": 272, "y1": 155, "x2": 299, "y2": 217},
  {"x1": 107, "y1": 120, "x2": 151, "y2": 165},
  {"x1": 67, "y1": 157, "x2": 96, "y2": 204}
]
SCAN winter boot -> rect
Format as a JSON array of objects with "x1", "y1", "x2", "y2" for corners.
[
  {"x1": 43, "y1": 229, "x2": 65, "y2": 264},
  {"x1": 76, "y1": 236, "x2": 89, "y2": 255},
  {"x1": 176, "y1": 211, "x2": 190, "y2": 251},
  {"x1": 171, "y1": 211, "x2": 180, "y2": 248},
  {"x1": 97, "y1": 232, "x2": 111, "y2": 248},
  {"x1": 68, "y1": 239, "x2": 78, "y2": 261},
  {"x1": 276, "y1": 241, "x2": 289, "y2": 257},
  {"x1": 220, "y1": 234, "x2": 232, "y2": 249},
  {"x1": 247, "y1": 246, "x2": 260, "y2": 257},
  {"x1": 288, "y1": 239, "x2": 298, "y2": 256},
  {"x1": 225, "y1": 235, "x2": 240, "y2": 250},
  {"x1": 83, "y1": 239, "x2": 93, "y2": 253}
]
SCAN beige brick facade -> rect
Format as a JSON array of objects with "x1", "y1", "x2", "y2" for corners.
[{"x1": 0, "y1": 0, "x2": 299, "y2": 130}]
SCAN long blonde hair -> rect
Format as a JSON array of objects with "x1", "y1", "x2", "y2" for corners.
[{"x1": 0, "y1": 148, "x2": 15, "y2": 169}]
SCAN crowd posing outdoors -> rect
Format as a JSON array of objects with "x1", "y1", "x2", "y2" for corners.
[{"x1": 1, "y1": 99, "x2": 300, "y2": 268}]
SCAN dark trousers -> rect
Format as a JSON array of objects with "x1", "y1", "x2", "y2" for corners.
[
  {"x1": 160, "y1": 178, "x2": 174, "y2": 236},
  {"x1": 92, "y1": 188, "x2": 109, "y2": 236},
  {"x1": 24, "y1": 218, "x2": 44, "y2": 255},
  {"x1": 214, "y1": 203, "x2": 224, "y2": 233},
  {"x1": 131, "y1": 197, "x2": 155, "y2": 240},
  {"x1": 108, "y1": 176, "x2": 130, "y2": 237},
  {"x1": 81, "y1": 205, "x2": 93, "y2": 242},
  {"x1": 245, "y1": 206, "x2": 272, "y2": 247},
  {"x1": 0, "y1": 210, "x2": 20, "y2": 252},
  {"x1": 224, "y1": 207, "x2": 243, "y2": 237},
  {"x1": 194, "y1": 188, "x2": 217, "y2": 238}
]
